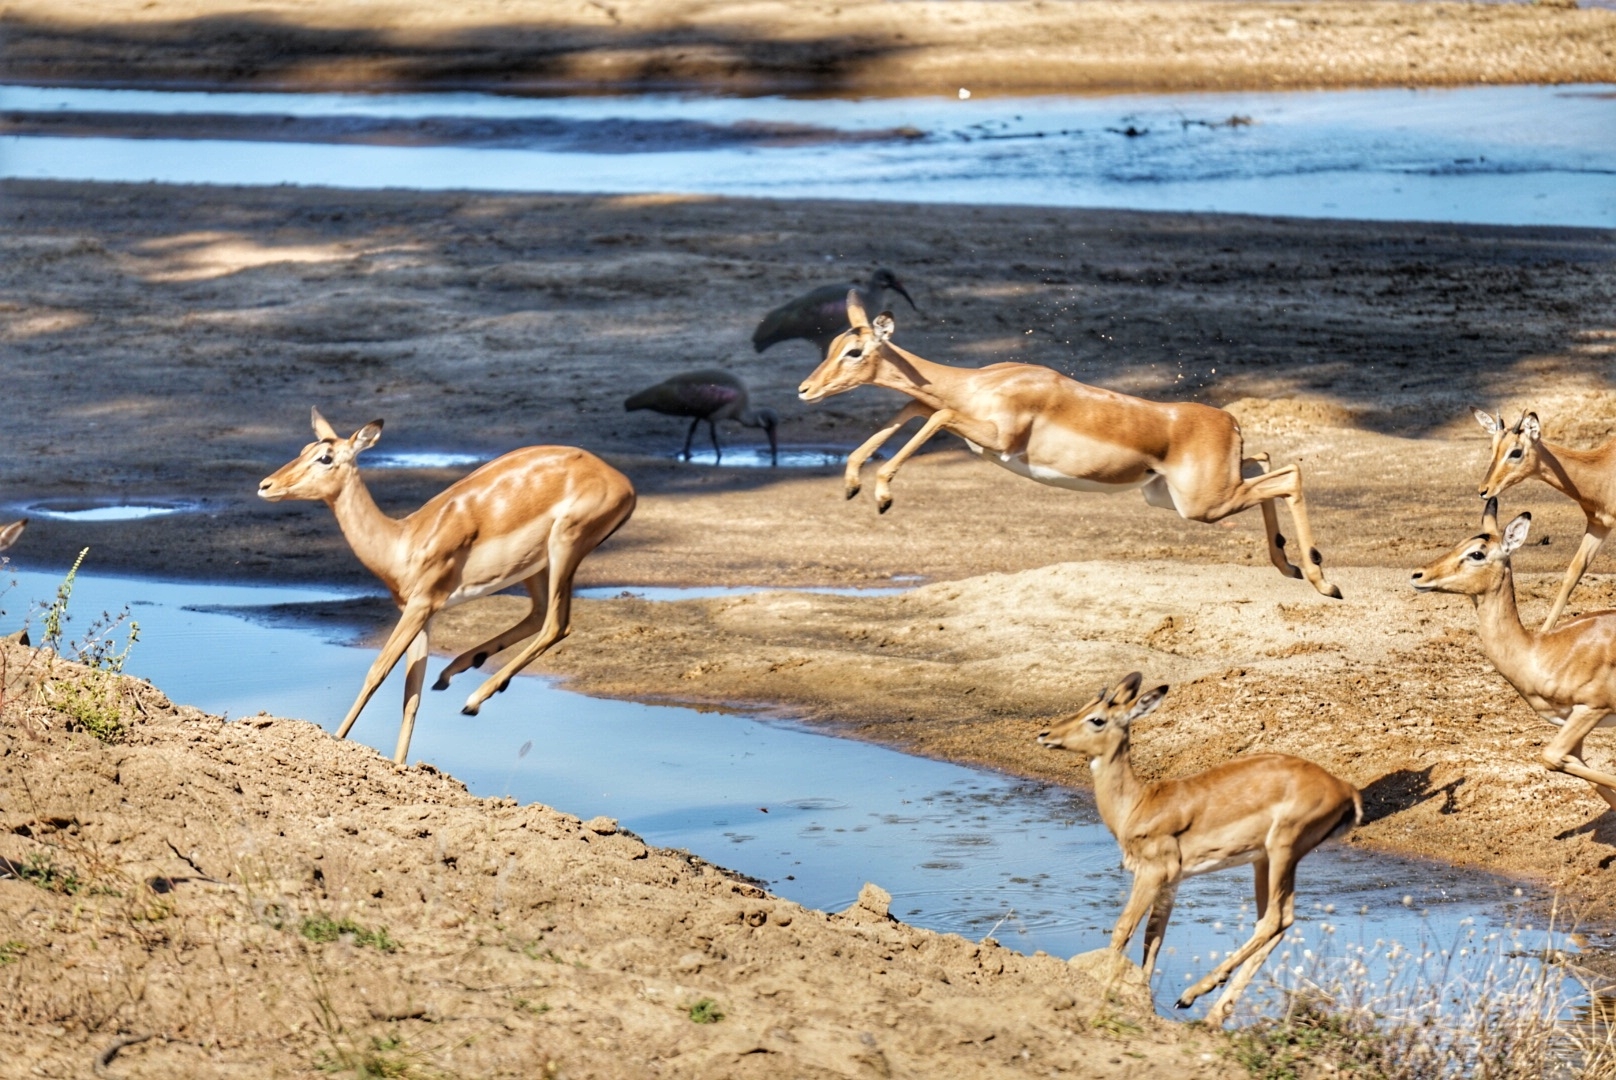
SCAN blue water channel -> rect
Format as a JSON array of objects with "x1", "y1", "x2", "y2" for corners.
[
  {"x1": 2, "y1": 83, "x2": 1611, "y2": 227},
  {"x1": 0, "y1": 559, "x2": 1582, "y2": 1022}
]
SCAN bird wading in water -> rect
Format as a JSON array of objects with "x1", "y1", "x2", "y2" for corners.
[{"x1": 624, "y1": 369, "x2": 780, "y2": 465}]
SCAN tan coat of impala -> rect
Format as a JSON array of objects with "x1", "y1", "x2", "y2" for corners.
[
  {"x1": 798, "y1": 294, "x2": 1341, "y2": 598},
  {"x1": 1412, "y1": 497, "x2": 1616, "y2": 810},
  {"x1": 259, "y1": 410, "x2": 635, "y2": 764},
  {"x1": 0, "y1": 520, "x2": 23, "y2": 553},
  {"x1": 1473, "y1": 408, "x2": 1616, "y2": 630},
  {"x1": 1037, "y1": 673, "x2": 1360, "y2": 1027}
]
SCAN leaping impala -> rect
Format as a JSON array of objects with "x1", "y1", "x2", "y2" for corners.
[
  {"x1": 1412, "y1": 498, "x2": 1616, "y2": 811},
  {"x1": 1473, "y1": 408, "x2": 1616, "y2": 630},
  {"x1": 1037, "y1": 673, "x2": 1360, "y2": 1027},
  {"x1": 259, "y1": 409, "x2": 635, "y2": 765},
  {"x1": 797, "y1": 294, "x2": 1341, "y2": 598}
]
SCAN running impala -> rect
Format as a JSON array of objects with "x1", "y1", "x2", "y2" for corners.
[
  {"x1": 1412, "y1": 497, "x2": 1616, "y2": 811},
  {"x1": 259, "y1": 409, "x2": 635, "y2": 764},
  {"x1": 798, "y1": 294, "x2": 1341, "y2": 598},
  {"x1": 1037, "y1": 673, "x2": 1360, "y2": 1026},
  {"x1": 1473, "y1": 408, "x2": 1616, "y2": 630}
]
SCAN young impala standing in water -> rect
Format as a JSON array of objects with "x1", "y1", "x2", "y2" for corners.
[
  {"x1": 259, "y1": 409, "x2": 635, "y2": 764},
  {"x1": 1037, "y1": 673, "x2": 1361, "y2": 1026},
  {"x1": 798, "y1": 294, "x2": 1341, "y2": 598},
  {"x1": 1412, "y1": 497, "x2": 1616, "y2": 810},
  {"x1": 1473, "y1": 408, "x2": 1616, "y2": 630}
]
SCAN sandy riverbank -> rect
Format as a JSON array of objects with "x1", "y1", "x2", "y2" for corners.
[
  {"x1": 2, "y1": 0, "x2": 1613, "y2": 96},
  {"x1": 0, "y1": 642, "x2": 1230, "y2": 1076},
  {"x1": 3, "y1": 177, "x2": 1616, "y2": 919}
]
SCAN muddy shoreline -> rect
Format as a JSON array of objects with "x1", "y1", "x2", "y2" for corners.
[
  {"x1": 4, "y1": 0, "x2": 1614, "y2": 97},
  {"x1": 4, "y1": 177, "x2": 1616, "y2": 924}
]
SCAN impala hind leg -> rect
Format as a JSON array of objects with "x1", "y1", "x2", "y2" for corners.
[
  {"x1": 873, "y1": 409, "x2": 955, "y2": 513},
  {"x1": 395, "y1": 628, "x2": 430, "y2": 765},
  {"x1": 844, "y1": 403, "x2": 925, "y2": 500},
  {"x1": 1542, "y1": 706, "x2": 1616, "y2": 810},
  {"x1": 1542, "y1": 523, "x2": 1610, "y2": 631},
  {"x1": 1243, "y1": 455, "x2": 1303, "y2": 580},
  {"x1": 1204, "y1": 463, "x2": 1340, "y2": 599},
  {"x1": 1177, "y1": 854, "x2": 1295, "y2": 1011},
  {"x1": 462, "y1": 525, "x2": 589, "y2": 716},
  {"x1": 336, "y1": 600, "x2": 438, "y2": 742},
  {"x1": 433, "y1": 572, "x2": 549, "y2": 691}
]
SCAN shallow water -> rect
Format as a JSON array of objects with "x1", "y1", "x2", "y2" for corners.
[
  {"x1": 18, "y1": 499, "x2": 202, "y2": 522},
  {"x1": 362, "y1": 446, "x2": 852, "y2": 470},
  {"x1": 2, "y1": 84, "x2": 1611, "y2": 227},
  {"x1": 0, "y1": 563, "x2": 1585, "y2": 1022}
]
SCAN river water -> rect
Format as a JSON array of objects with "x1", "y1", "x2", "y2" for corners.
[
  {"x1": 0, "y1": 560, "x2": 1586, "y2": 1025},
  {"x1": 2, "y1": 83, "x2": 1611, "y2": 227}
]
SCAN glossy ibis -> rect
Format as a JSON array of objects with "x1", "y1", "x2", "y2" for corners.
[
  {"x1": 753, "y1": 268, "x2": 916, "y2": 354},
  {"x1": 625, "y1": 370, "x2": 779, "y2": 465}
]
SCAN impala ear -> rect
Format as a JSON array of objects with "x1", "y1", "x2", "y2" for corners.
[
  {"x1": 1110, "y1": 671, "x2": 1144, "y2": 707},
  {"x1": 1501, "y1": 512, "x2": 1532, "y2": 556},
  {"x1": 1124, "y1": 685, "x2": 1169, "y2": 725},
  {"x1": 871, "y1": 312, "x2": 895, "y2": 343},
  {"x1": 1471, "y1": 407, "x2": 1499, "y2": 434},
  {"x1": 1481, "y1": 496, "x2": 1499, "y2": 533},
  {"x1": 846, "y1": 289, "x2": 870, "y2": 330},
  {"x1": 1520, "y1": 412, "x2": 1540, "y2": 442},
  {"x1": 311, "y1": 407, "x2": 340, "y2": 442},
  {"x1": 350, "y1": 419, "x2": 384, "y2": 453}
]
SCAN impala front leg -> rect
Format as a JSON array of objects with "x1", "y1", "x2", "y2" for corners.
[
  {"x1": 396, "y1": 628, "x2": 430, "y2": 765},
  {"x1": 336, "y1": 599, "x2": 438, "y2": 742},
  {"x1": 1243, "y1": 454, "x2": 1302, "y2": 580},
  {"x1": 844, "y1": 403, "x2": 926, "y2": 500},
  {"x1": 1542, "y1": 522, "x2": 1609, "y2": 631},
  {"x1": 873, "y1": 409, "x2": 955, "y2": 514},
  {"x1": 1208, "y1": 463, "x2": 1341, "y2": 599},
  {"x1": 1542, "y1": 705, "x2": 1616, "y2": 810}
]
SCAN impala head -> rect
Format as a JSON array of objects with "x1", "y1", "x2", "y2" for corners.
[
  {"x1": 1036, "y1": 672, "x2": 1169, "y2": 760},
  {"x1": 1473, "y1": 408, "x2": 1542, "y2": 501},
  {"x1": 1410, "y1": 496, "x2": 1532, "y2": 596},
  {"x1": 258, "y1": 408, "x2": 383, "y2": 502},
  {"x1": 797, "y1": 291, "x2": 897, "y2": 403}
]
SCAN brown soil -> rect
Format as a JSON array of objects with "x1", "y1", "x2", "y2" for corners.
[
  {"x1": 2, "y1": 0, "x2": 1613, "y2": 96},
  {"x1": 0, "y1": 643, "x2": 1226, "y2": 1076},
  {"x1": 2, "y1": 180, "x2": 1616, "y2": 951}
]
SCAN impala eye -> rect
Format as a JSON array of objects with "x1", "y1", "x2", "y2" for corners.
[
  {"x1": 318, "y1": 452, "x2": 334, "y2": 465},
  {"x1": 1508, "y1": 449, "x2": 1523, "y2": 460},
  {"x1": 844, "y1": 348, "x2": 863, "y2": 360},
  {"x1": 1467, "y1": 550, "x2": 1486, "y2": 561},
  {"x1": 1087, "y1": 716, "x2": 1105, "y2": 728}
]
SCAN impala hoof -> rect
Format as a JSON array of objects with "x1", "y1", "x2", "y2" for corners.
[
  {"x1": 845, "y1": 485, "x2": 860, "y2": 501},
  {"x1": 1323, "y1": 583, "x2": 1344, "y2": 600},
  {"x1": 431, "y1": 673, "x2": 451, "y2": 691},
  {"x1": 877, "y1": 498, "x2": 892, "y2": 515},
  {"x1": 1174, "y1": 997, "x2": 1192, "y2": 1010},
  {"x1": 461, "y1": 702, "x2": 481, "y2": 717}
]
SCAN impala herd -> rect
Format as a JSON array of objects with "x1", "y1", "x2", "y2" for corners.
[{"x1": 5, "y1": 286, "x2": 1609, "y2": 1025}]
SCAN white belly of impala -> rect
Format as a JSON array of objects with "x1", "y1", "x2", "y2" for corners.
[
  {"x1": 962, "y1": 439, "x2": 1149, "y2": 494},
  {"x1": 1183, "y1": 850, "x2": 1261, "y2": 877}
]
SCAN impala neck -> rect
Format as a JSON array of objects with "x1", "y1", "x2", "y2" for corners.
[
  {"x1": 1533, "y1": 441, "x2": 1606, "y2": 508},
  {"x1": 872, "y1": 342, "x2": 967, "y2": 412},
  {"x1": 1472, "y1": 562, "x2": 1536, "y2": 680},
  {"x1": 328, "y1": 470, "x2": 407, "y2": 593},
  {"x1": 1089, "y1": 737, "x2": 1143, "y2": 840}
]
